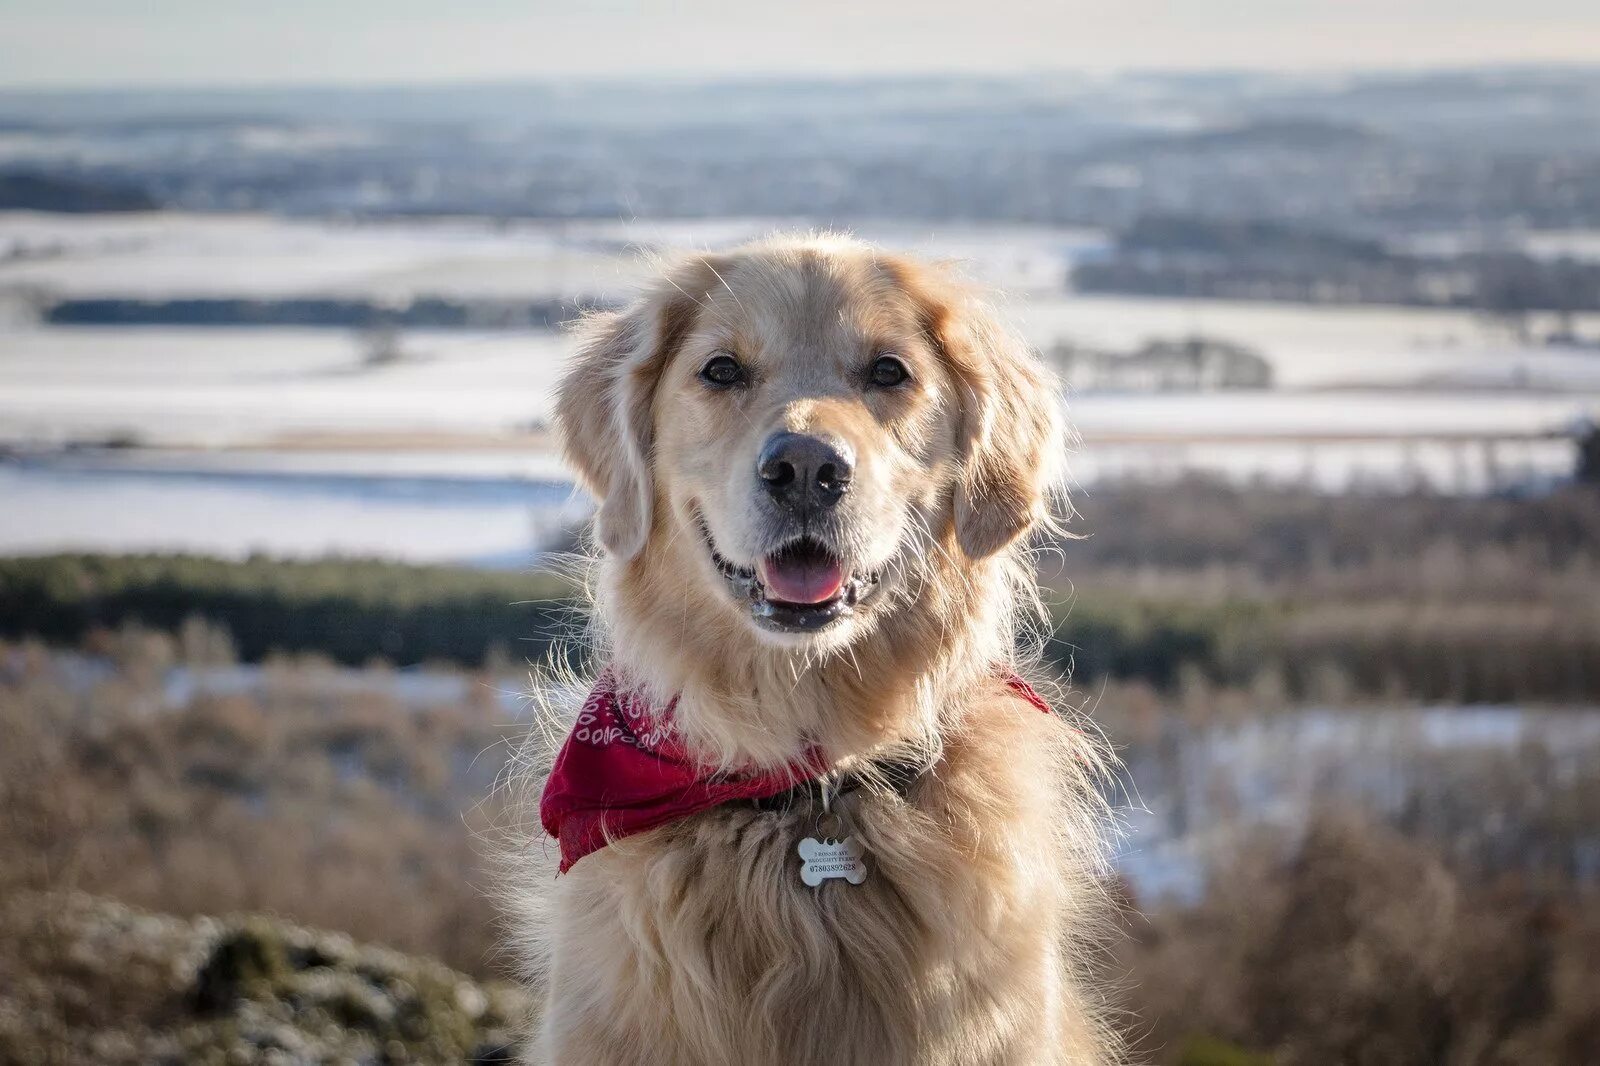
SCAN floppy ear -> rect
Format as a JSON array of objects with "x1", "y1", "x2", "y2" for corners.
[
  {"x1": 555, "y1": 266, "x2": 709, "y2": 560},
  {"x1": 913, "y1": 274, "x2": 1066, "y2": 560}
]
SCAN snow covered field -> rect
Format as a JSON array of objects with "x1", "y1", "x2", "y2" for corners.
[
  {"x1": 0, "y1": 326, "x2": 571, "y2": 445},
  {"x1": 0, "y1": 457, "x2": 583, "y2": 565},
  {"x1": 3, "y1": 211, "x2": 1597, "y2": 560}
]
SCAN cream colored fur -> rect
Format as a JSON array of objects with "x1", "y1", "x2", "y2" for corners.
[{"x1": 506, "y1": 235, "x2": 1118, "y2": 1065}]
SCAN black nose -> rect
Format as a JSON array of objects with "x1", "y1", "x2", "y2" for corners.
[{"x1": 758, "y1": 432, "x2": 854, "y2": 511}]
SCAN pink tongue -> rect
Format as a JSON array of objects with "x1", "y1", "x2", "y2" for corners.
[{"x1": 759, "y1": 552, "x2": 845, "y2": 605}]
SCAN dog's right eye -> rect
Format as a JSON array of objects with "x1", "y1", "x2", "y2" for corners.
[{"x1": 699, "y1": 353, "x2": 746, "y2": 388}]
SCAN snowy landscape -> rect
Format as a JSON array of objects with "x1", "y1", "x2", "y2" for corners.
[{"x1": 3, "y1": 210, "x2": 1598, "y2": 561}]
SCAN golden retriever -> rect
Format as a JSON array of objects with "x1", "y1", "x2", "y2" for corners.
[{"x1": 509, "y1": 234, "x2": 1115, "y2": 1065}]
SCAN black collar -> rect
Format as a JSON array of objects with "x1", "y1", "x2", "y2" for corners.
[{"x1": 749, "y1": 753, "x2": 929, "y2": 813}]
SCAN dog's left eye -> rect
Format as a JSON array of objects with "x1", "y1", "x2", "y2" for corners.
[
  {"x1": 868, "y1": 354, "x2": 910, "y2": 388},
  {"x1": 699, "y1": 353, "x2": 746, "y2": 388}
]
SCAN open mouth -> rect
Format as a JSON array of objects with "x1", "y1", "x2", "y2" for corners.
[{"x1": 698, "y1": 521, "x2": 882, "y2": 633}]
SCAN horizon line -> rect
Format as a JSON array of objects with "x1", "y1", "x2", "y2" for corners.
[{"x1": 3, "y1": 59, "x2": 1599, "y2": 97}]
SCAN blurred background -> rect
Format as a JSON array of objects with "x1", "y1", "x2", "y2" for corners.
[{"x1": 3, "y1": 3, "x2": 1600, "y2": 1064}]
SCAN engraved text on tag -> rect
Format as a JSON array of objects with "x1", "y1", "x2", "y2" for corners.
[{"x1": 798, "y1": 835, "x2": 868, "y2": 886}]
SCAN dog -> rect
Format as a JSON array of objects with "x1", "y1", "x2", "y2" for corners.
[{"x1": 509, "y1": 234, "x2": 1116, "y2": 1065}]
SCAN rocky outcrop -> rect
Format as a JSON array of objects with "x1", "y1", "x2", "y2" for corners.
[{"x1": 0, "y1": 891, "x2": 532, "y2": 1065}]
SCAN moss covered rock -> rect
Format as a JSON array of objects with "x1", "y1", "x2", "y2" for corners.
[{"x1": 0, "y1": 892, "x2": 532, "y2": 1065}]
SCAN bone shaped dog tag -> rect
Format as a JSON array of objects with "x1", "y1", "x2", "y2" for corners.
[{"x1": 798, "y1": 835, "x2": 868, "y2": 887}]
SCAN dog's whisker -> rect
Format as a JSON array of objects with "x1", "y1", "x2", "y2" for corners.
[{"x1": 701, "y1": 257, "x2": 746, "y2": 317}]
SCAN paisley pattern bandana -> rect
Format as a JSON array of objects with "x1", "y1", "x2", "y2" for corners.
[{"x1": 540, "y1": 668, "x2": 1051, "y2": 872}]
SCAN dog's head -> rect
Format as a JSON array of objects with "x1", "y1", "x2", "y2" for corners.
[{"x1": 558, "y1": 235, "x2": 1063, "y2": 663}]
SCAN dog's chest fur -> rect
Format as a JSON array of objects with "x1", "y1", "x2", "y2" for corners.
[{"x1": 534, "y1": 696, "x2": 1105, "y2": 1066}]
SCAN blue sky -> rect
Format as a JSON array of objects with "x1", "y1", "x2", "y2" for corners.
[{"x1": 1, "y1": 0, "x2": 1597, "y2": 88}]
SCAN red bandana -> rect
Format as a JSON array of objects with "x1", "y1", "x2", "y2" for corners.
[{"x1": 539, "y1": 668, "x2": 1052, "y2": 873}]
